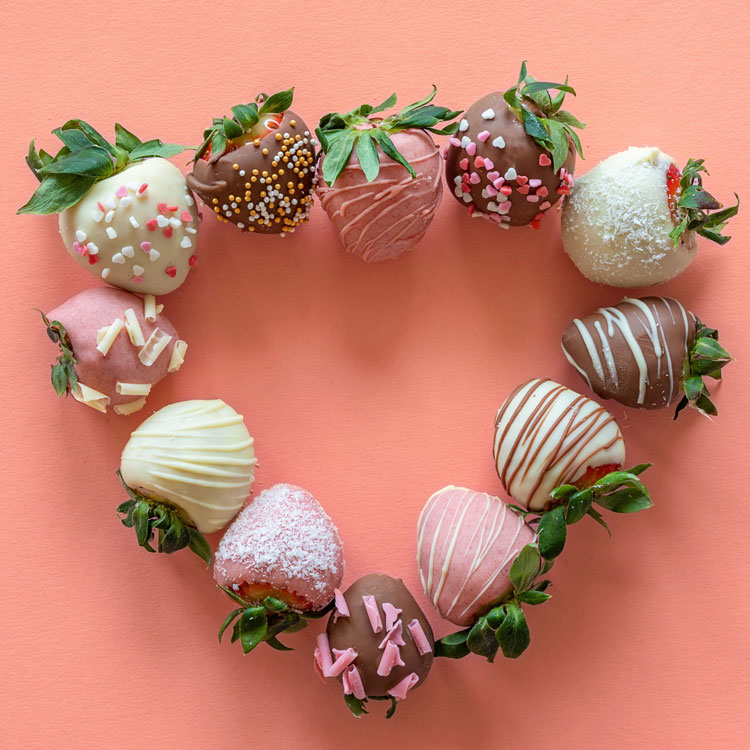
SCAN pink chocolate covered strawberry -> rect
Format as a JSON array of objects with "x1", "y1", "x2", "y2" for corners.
[
  {"x1": 445, "y1": 62, "x2": 584, "y2": 230},
  {"x1": 20, "y1": 120, "x2": 199, "y2": 295},
  {"x1": 417, "y1": 486, "x2": 550, "y2": 662},
  {"x1": 41, "y1": 287, "x2": 186, "y2": 415},
  {"x1": 315, "y1": 87, "x2": 460, "y2": 262}
]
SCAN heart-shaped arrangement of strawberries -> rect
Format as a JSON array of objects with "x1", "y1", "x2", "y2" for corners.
[{"x1": 19, "y1": 63, "x2": 738, "y2": 720}]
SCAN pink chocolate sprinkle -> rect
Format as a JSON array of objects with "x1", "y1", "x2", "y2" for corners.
[
  {"x1": 449, "y1": 137, "x2": 461, "y2": 147},
  {"x1": 469, "y1": 173, "x2": 481, "y2": 185},
  {"x1": 140, "y1": 241, "x2": 152, "y2": 252},
  {"x1": 528, "y1": 178, "x2": 542, "y2": 188},
  {"x1": 483, "y1": 158, "x2": 494, "y2": 170},
  {"x1": 116, "y1": 186, "x2": 128, "y2": 198},
  {"x1": 517, "y1": 185, "x2": 530, "y2": 195},
  {"x1": 465, "y1": 142, "x2": 476, "y2": 156},
  {"x1": 388, "y1": 673, "x2": 419, "y2": 700},
  {"x1": 407, "y1": 619, "x2": 432, "y2": 655},
  {"x1": 157, "y1": 202, "x2": 168, "y2": 213},
  {"x1": 499, "y1": 186, "x2": 513, "y2": 196},
  {"x1": 382, "y1": 603, "x2": 402, "y2": 631},
  {"x1": 536, "y1": 186, "x2": 549, "y2": 197},
  {"x1": 486, "y1": 185, "x2": 498, "y2": 197},
  {"x1": 137, "y1": 183, "x2": 148, "y2": 194},
  {"x1": 499, "y1": 200, "x2": 512, "y2": 212},
  {"x1": 487, "y1": 171, "x2": 500, "y2": 182},
  {"x1": 527, "y1": 195, "x2": 540, "y2": 202},
  {"x1": 146, "y1": 219, "x2": 158, "y2": 231},
  {"x1": 181, "y1": 210, "x2": 193, "y2": 222},
  {"x1": 539, "y1": 201, "x2": 552, "y2": 210},
  {"x1": 516, "y1": 175, "x2": 529, "y2": 185},
  {"x1": 459, "y1": 158, "x2": 469, "y2": 170},
  {"x1": 362, "y1": 595, "x2": 382, "y2": 633},
  {"x1": 167, "y1": 205, "x2": 179, "y2": 212},
  {"x1": 325, "y1": 647, "x2": 357, "y2": 678},
  {"x1": 539, "y1": 153, "x2": 552, "y2": 167},
  {"x1": 377, "y1": 641, "x2": 405, "y2": 677},
  {"x1": 473, "y1": 156, "x2": 484, "y2": 169},
  {"x1": 477, "y1": 130, "x2": 490, "y2": 142}
]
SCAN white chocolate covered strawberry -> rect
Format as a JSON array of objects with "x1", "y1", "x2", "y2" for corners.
[
  {"x1": 117, "y1": 400, "x2": 257, "y2": 563},
  {"x1": 20, "y1": 121, "x2": 200, "y2": 295},
  {"x1": 315, "y1": 88, "x2": 460, "y2": 262},
  {"x1": 41, "y1": 287, "x2": 186, "y2": 415}
]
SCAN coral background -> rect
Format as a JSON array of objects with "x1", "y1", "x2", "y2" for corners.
[{"x1": 2, "y1": 1, "x2": 749, "y2": 747}]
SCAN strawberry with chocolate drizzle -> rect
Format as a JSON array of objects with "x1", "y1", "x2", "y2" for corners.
[
  {"x1": 19, "y1": 121, "x2": 199, "y2": 295},
  {"x1": 445, "y1": 62, "x2": 584, "y2": 229},
  {"x1": 315, "y1": 87, "x2": 461, "y2": 262},
  {"x1": 493, "y1": 378, "x2": 653, "y2": 560},
  {"x1": 187, "y1": 89, "x2": 316, "y2": 236}
]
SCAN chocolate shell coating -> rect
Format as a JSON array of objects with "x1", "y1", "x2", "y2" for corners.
[
  {"x1": 187, "y1": 111, "x2": 315, "y2": 235},
  {"x1": 326, "y1": 574, "x2": 433, "y2": 698},
  {"x1": 562, "y1": 296, "x2": 697, "y2": 409},
  {"x1": 445, "y1": 92, "x2": 575, "y2": 227}
]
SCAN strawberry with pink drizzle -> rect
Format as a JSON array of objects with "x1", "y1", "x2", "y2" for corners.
[
  {"x1": 214, "y1": 483, "x2": 344, "y2": 654},
  {"x1": 20, "y1": 120, "x2": 199, "y2": 295},
  {"x1": 316, "y1": 573, "x2": 434, "y2": 718},
  {"x1": 315, "y1": 87, "x2": 460, "y2": 262},
  {"x1": 40, "y1": 287, "x2": 186, "y2": 415},
  {"x1": 417, "y1": 486, "x2": 551, "y2": 662}
]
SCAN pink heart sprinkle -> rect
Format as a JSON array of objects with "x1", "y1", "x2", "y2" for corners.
[
  {"x1": 500, "y1": 186, "x2": 513, "y2": 195},
  {"x1": 516, "y1": 175, "x2": 529, "y2": 185},
  {"x1": 517, "y1": 185, "x2": 530, "y2": 195},
  {"x1": 181, "y1": 210, "x2": 193, "y2": 223},
  {"x1": 527, "y1": 195, "x2": 540, "y2": 202},
  {"x1": 536, "y1": 186, "x2": 549, "y2": 197},
  {"x1": 469, "y1": 172, "x2": 481, "y2": 184},
  {"x1": 189, "y1": 255, "x2": 198, "y2": 267},
  {"x1": 157, "y1": 202, "x2": 168, "y2": 213},
  {"x1": 499, "y1": 201, "x2": 512, "y2": 211},
  {"x1": 493, "y1": 177, "x2": 505, "y2": 188},
  {"x1": 529, "y1": 179, "x2": 542, "y2": 188},
  {"x1": 459, "y1": 158, "x2": 469, "y2": 170},
  {"x1": 474, "y1": 156, "x2": 485, "y2": 168},
  {"x1": 539, "y1": 153, "x2": 552, "y2": 167},
  {"x1": 450, "y1": 137, "x2": 461, "y2": 147},
  {"x1": 466, "y1": 142, "x2": 476, "y2": 156},
  {"x1": 477, "y1": 130, "x2": 490, "y2": 142},
  {"x1": 483, "y1": 158, "x2": 494, "y2": 170},
  {"x1": 140, "y1": 241, "x2": 152, "y2": 251},
  {"x1": 461, "y1": 172, "x2": 470, "y2": 183},
  {"x1": 116, "y1": 186, "x2": 128, "y2": 198},
  {"x1": 487, "y1": 171, "x2": 500, "y2": 181},
  {"x1": 539, "y1": 201, "x2": 552, "y2": 210},
  {"x1": 486, "y1": 185, "x2": 498, "y2": 196},
  {"x1": 132, "y1": 275, "x2": 144, "y2": 282},
  {"x1": 72, "y1": 242, "x2": 82, "y2": 254}
]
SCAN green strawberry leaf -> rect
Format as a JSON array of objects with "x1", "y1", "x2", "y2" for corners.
[
  {"x1": 344, "y1": 694, "x2": 369, "y2": 718},
  {"x1": 37, "y1": 309, "x2": 79, "y2": 396},
  {"x1": 114, "y1": 123, "x2": 142, "y2": 152},
  {"x1": 18, "y1": 173, "x2": 97, "y2": 215},
  {"x1": 238, "y1": 607, "x2": 268, "y2": 654},
  {"x1": 496, "y1": 602, "x2": 530, "y2": 659},
  {"x1": 537, "y1": 505, "x2": 567, "y2": 559},
  {"x1": 128, "y1": 140, "x2": 184, "y2": 160},
  {"x1": 355, "y1": 131, "x2": 380, "y2": 182},
  {"x1": 509, "y1": 543, "x2": 542, "y2": 593},
  {"x1": 258, "y1": 88, "x2": 294, "y2": 116},
  {"x1": 371, "y1": 129, "x2": 415, "y2": 176},
  {"x1": 516, "y1": 590, "x2": 551, "y2": 605},
  {"x1": 434, "y1": 628, "x2": 471, "y2": 659},
  {"x1": 321, "y1": 129, "x2": 357, "y2": 186},
  {"x1": 467, "y1": 616, "x2": 500, "y2": 662}
]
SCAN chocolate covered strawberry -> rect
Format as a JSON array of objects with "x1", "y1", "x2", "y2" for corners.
[
  {"x1": 494, "y1": 378, "x2": 653, "y2": 559},
  {"x1": 117, "y1": 400, "x2": 257, "y2": 564},
  {"x1": 40, "y1": 287, "x2": 186, "y2": 415},
  {"x1": 562, "y1": 296, "x2": 733, "y2": 418},
  {"x1": 19, "y1": 121, "x2": 200, "y2": 295},
  {"x1": 187, "y1": 89, "x2": 316, "y2": 236},
  {"x1": 417, "y1": 486, "x2": 551, "y2": 661},
  {"x1": 445, "y1": 62, "x2": 584, "y2": 229},
  {"x1": 315, "y1": 87, "x2": 460, "y2": 262}
]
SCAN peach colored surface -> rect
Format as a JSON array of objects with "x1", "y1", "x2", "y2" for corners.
[{"x1": 2, "y1": 2, "x2": 749, "y2": 748}]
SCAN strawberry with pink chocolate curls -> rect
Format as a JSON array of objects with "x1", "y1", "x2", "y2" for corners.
[
  {"x1": 316, "y1": 87, "x2": 460, "y2": 262},
  {"x1": 317, "y1": 573, "x2": 434, "y2": 718}
]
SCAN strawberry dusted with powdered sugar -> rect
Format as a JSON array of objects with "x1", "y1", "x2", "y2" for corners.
[{"x1": 20, "y1": 120, "x2": 200, "y2": 295}]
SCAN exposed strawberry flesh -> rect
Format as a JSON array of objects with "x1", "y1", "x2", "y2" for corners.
[
  {"x1": 666, "y1": 162, "x2": 682, "y2": 224},
  {"x1": 238, "y1": 581, "x2": 313, "y2": 611},
  {"x1": 573, "y1": 463, "x2": 620, "y2": 488},
  {"x1": 200, "y1": 113, "x2": 284, "y2": 161}
]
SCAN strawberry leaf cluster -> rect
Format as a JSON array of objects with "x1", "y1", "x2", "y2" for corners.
[
  {"x1": 343, "y1": 694, "x2": 398, "y2": 720},
  {"x1": 503, "y1": 61, "x2": 585, "y2": 172},
  {"x1": 20, "y1": 121, "x2": 184, "y2": 215},
  {"x1": 675, "y1": 319, "x2": 733, "y2": 419},
  {"x1": 116, "y1": 471, "x2": 211, "y2": 565},
  {"x1": 316, "y1": 86, "x2": 461, "y2": 186},
  {"x1": 218, "y1": 585, "x2": 333, "y2": 654},
  {"x1": 668, "y1": 158, "x2": 739, "y2": 246},
  {"x1": 194, "y1": 89, "x2": 295, "y2": 161},
  {"x1": 37, "y1": 309, "x2": 78, "y2": 397}
]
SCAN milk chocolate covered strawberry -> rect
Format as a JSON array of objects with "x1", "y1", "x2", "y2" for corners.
[
  {"x1": 494, "y1": 378, "x2": 653, "y2": 559},
  {"x1": 561, "y1": 296, "x2": 732, "y2": 418},
  {"x1": 187, "y1": 89, "x2": 316, "y2": 236},
  {"x1": 40, "y1": 287, "x2": 186, "y2": 415},
  {"x1": 316, "y1": 87, "x2": 460, "y2": 262},
  {"x1": 20, "y1": 121, "x2": 199, "y2": 295},
  {"x1": 445, "y1": 62, "x2": 584, "y2": 229}
]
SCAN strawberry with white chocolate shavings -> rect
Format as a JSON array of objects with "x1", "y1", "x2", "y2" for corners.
[{"x1": 20, "y1": 120, "x2": 200, "y2": 295}]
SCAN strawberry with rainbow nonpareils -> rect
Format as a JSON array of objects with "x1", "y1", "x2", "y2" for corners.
[
  {"x1": 444, "y1": 61, "x2": 584, "y2": 230},
  {"x1": 561, "y1": 296, "x2": 733, "y2": 419},
  {"x1": 187, "y1": 89, "x2": 317, "y2": 236},
  {"x1": 315, "y1": 87, "x2": 461, "y2": 262},
  {"x1": 19, "y1": 121, "x2": 200, "y2": 295}
]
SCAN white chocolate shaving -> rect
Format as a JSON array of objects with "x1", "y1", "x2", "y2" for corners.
[
  {"x1": 96, "y1": 318, "x2": 124, "y2": 356},
  {"x1": 155, "y1": 304, "x2": 164, "y2": 315},
  {"x1": 96, "y1": 326, "x2": 109, "y2": 345},
  {"x1": 72, "y1": 383, "x2": 110, "y2": 413},
  {"x1": 167, "y1": 340, "x2": 188, "y2": 373},
  {"x1": 138, "y1": 328, "x2": 172, "y2": 366},
  {"x1": 114, "y1": 397, "x2": 147, "y2": 415},
  {"x1": 144, "y1": 294, "x2": 157, "y2": 322},
  {"x1": 123, "y1": 308, "x2": 146, "y2": 347},
  {"x1": 116, "y1": 382, "x2": 152, "y2": 396}
]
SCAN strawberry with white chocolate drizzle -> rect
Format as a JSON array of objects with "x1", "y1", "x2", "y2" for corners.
[
  {"x1": 315, "y1": 87, "x2": 461, "y2": 262},
  {"x1": 20, "y1": 120, "x2": 199, "y2": 295},
  {"x1": 445, "y1": 61, "x2": 584, "y2": 229}
]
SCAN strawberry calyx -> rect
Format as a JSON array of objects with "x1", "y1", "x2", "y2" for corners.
[
  {"x1": 343, "y1": 694, "x2": 399, "y2": 720},
  {"x1": 19, "y1": 122, "x2": 185, "y2": 215},
  {"x1": 674, "y1": 318, "x2": 733, "y2": 419},
  {"x1": 315, "y1": 86, "x2": 461, "y2": 186},
  {"x1": 115, "y1": 470, "x2": 211, "y2": 565},
  {"x1": 502, "y1": 61, "x2": 586, "y2": 172},
  {"x1": 37, "y1": 309, "x2": 78, "y2": 397},
  {"x1": 217, "y1": 584, "x2": 334, "y2": 655},
  {"x1": 434, "y1": 541, "x2": 552, "y2": 663},
  {"x1": 667, "y1": 158, "x2": 739, "y2": 246},
  {"x1": 194, "y1": 89, "x2": 294, "y2": 163}
]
